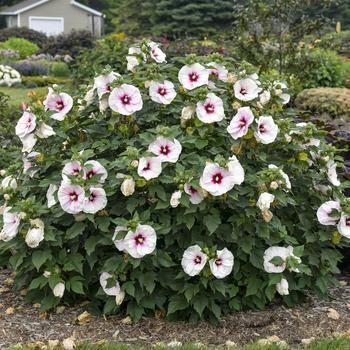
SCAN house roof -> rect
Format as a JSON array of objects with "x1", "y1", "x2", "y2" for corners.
[{"x1": 0, "y1": 0, "x2": 103, "y2": 16}]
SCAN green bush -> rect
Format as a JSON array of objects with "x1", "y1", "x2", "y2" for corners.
[
  {"x1": 22, "y1": 76, "x2": 72, "y2": 87},
  {"x1": 50, "y1": 62, "x2": 71, "y2": 77},
  {"x1": 0, "y1": 41, "x2": 348, "y2": 323},
  {"x1": 288, "y1": 48, "x2": 350, "y2": 90},
  {"x1": 318, "y1": 31, "x2": 350, "y2": 57},
  {"x1": 0, "y1": 37, "x2": 39, "y2": 59},
  {"x1": 0, "y1": 27, "x2": 47, "y2": 48}
]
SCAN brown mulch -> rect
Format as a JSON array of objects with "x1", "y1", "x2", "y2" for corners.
[{"x1": 0, "y1": 268, "x2": 350, "y2": 349}]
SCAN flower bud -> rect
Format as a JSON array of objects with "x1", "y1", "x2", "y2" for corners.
[
  {"x1": 25, "y1": 227, "x2": 44, "y2": 248},
  {"x1": 262, "y1": 209, "x2": 273, "y2": 222},
  {"x1": 130, "y1": 160, "x2": 139, "y2": 168},
  {"x1": 170, "y1": 190, "x2": 182, "y2": 208},
  {"x1": 121, "y1": 178, "x2": 135, "y2": 197},
  {"x1": 53, "y1": 282, "x2": 65, "y2": 298},
  {"x1": 276, "y1": 278, "x2": 289, "y2": 295},
  {"x1": 3, "y1": 194, "x2": 10, "y2": 201},
  {"x1": 115, "y1": 289, "x2": 125, "y2": 305},
  {"x1": 43, "y1": 271, "x2": 51, "y2": 278},
  {"x1": 231, "y1": 102, "x2": 241, "y2": 110},
  {"x1": 270, "y1": 181, "x2": 279, "y2": 190},
  {"x1": 0, "y1": 169, "x2": 6, "y2": 176},
  {"x1": 181, "y1": 106, "x2": 195, "y2": 121},
  {"x1": 144, "y1": 80, "x2": 152, "y2": 88},
  {"x1": 227, "y1": 73, "x2": 237, "y2": 84}
]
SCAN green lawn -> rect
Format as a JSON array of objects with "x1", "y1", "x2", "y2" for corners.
[
  {"x1": 0, "y1": 86, "x2": 48, "y2": 106},
  {"x1": 7, "y1": 337, "x2": 350, "y2": 350}
]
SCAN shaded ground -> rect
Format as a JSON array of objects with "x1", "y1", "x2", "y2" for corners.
[{"x1": 1, "y1": 268, "x2": 350, "y2": 349}]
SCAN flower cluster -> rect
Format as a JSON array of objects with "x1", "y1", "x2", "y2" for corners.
[{"x1": 0, "y1": 65, "x2": 21, "y2": 86}]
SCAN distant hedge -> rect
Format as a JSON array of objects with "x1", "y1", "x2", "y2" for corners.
[{"x1": 0, "y1": 27, "x2": 48, "y2": 48}]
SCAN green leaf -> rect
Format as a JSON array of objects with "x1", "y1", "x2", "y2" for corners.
[
  {"x1": 29, "y1": 276, "x2": 48, "y2": 290},
  {"x1": 167, "y1": 295, "x2": 188, "y2": 315},
  {"x1": 192, "y1": 294, "x2": 208, "y2": 317},
  {"x1": 246, "y1": 276, "x2": 262, "y2": 296},
  {"x1": 66, "y1": 222, "x2": 85, "y2": 240},
  {"x1": 70, "y1": 278, "x2": 85, "y2": 294},
  {"x1": 203, "y1": 214, "x2": 221, "y2": 234},
  {"x1": 127, "y1": 302, "x2": 144, "y2": 322},
  {"x1": 32, "y1": 251, "x2": 52, "y2": 271},
  {"x1": 123, "y1": 281, "x2": 135, "y2": 297}
]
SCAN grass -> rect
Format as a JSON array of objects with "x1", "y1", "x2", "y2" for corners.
[
  {"x1": 0, "y1": 86, "x2": 47, "y2": 106},
  {"x1": 7, "y1": 337, "x2": 350, "y2": 350}
]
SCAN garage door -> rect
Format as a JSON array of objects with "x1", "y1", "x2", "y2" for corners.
[{"x1": 29, "y1": 16, "x2": 64, "y2": 36}]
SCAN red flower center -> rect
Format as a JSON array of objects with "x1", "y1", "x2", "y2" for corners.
[
  {"x1": 240, "y1": 87, "x2": 247, "y2": 96},
  {"x1": 215, "y1": 258, "x2": 223, "y2": 266},
  {"x1": 143, "y1": 162, "x2": 151, "y2": 171},
  {"x1": 212, "y1": 172, "x2": 223, "y2": 184},
  {"x1": 205, "y1": 103, "x2": 215, "y2": 114},
  {"x1": 194, "y1": 255, "x2": 202, "y2": 264},
  {"x1": 259, "y1": 123, "x2": 266, "y2": 133},
  {"x1": 89, "y1": 192, "x2": 96, "y2": 202},
  {"x1": 346, "y1": 217, "x2": 350, "y2": 226},
  {"x1": 69, "y1": 192, "x2": 78, "y2": 202},
  {"x1": 106, "y1": 85, "x2": 112, "y2": 92},
  {"x1": 211, "y1": 69, "x2": 219, "y2": 77},
  {"x1": 86, "y1": 169, "x2": 96, "y2": 179},
  {"x1": 160, "y1": 145, "x2": 170, "y2": 155},
  {"x1": 158, "y1": 86, "x2": 167, "y2": 96},
  {"x1": 189, "y1": 186, "x2": 197, "y2": 195},
  {"x1": 135, "y1": 234, "x2": 145, "y2": 245},
  {"x1": 56, "y1": 100, "x2": 64, "y2": 111},
  {"x1": 239, "y1": 117, "x2": 247, "y2": 127},
  {"x1": 189, "y1": 72, "x2": 199, "y2": 82},
  {"x1": 121, "y1": 94, "x2": 131, "y2": 105}
]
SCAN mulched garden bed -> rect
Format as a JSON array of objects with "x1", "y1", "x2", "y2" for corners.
[{"x1": 0, "y1": 267, "x2": 350, "y2": 349}]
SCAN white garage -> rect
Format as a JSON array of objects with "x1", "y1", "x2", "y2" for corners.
[{"x1": 29, "y1": 16, "x2": 64, "y2": 36}]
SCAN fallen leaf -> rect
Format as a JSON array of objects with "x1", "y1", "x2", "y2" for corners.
[
  {"x1": 339, "y1": 280, "x2": 348, "y2": 286},
  {"x1": 112, "y1": 330, "x2": 120, "y2": 339},
  {"x1": 33, "y1": 303, "x2": 41, "y2": 308},
  {"x1": 5, "y1": 307, "x2": 15, "y2": 315},
  {"x1": 39, "y1": 311, "x2": 48, "y2": 320},
  {"x1": 346, "y1": 304, "x2": 350, "y2": 311},
  {"x1": 4, "y1": 278, "x2": 14, "y2": 286},
  {"x1": 76, "y1": 311, "x2": 92, "y2": 325},
  {"x1": 327, "y1": 308, "x2": 340, "y2": 320},
  {"x1": 121, "y1": 316, "x2": 132, "y2": 325},
  {"x1": 56, "y1": 306, "x2": 66, "y2": 314},
  {"x1": 301, "y1": 337, "x2": 315, "y2": 345},
  {"x1": 62, "y1": 337, "x2": 76, "y2": 350},
  {"x1": 225, "y1": 340, "x2": 237, "y2": 347},
  {"x1": 48, "y1": 340, "x2": 60, "y2": 348}
]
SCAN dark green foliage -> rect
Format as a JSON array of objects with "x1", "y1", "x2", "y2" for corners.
[
  {"x1": 153, "y1": 0, "x2": 234, "y2": 38},
  {"x1": 40, "y1": 30, "x2": 95, "y2": 58},
  {"x1": 0, "y1": 27, "x2": 48, "y2": 48}
]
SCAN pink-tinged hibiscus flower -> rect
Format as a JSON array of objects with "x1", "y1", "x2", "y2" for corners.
[
  {"x1": 20, "y1": 133, "x2": 37, "y2": 153},
  {"x1": 181, "y1": 245, "x2": 208, "y2": 277},
  {"x1": 94, "y1": 72, "x2": 120, "y2": 98},
  {"x1": 108, "y1": 84, "x2": 143, "y2": 115},
  {"x1": 317, "y1": 201, "x2": 341, "y2": 226},
  {"x1": 57, "y1": 182, "x2": 85, "y2": 214},
  {"x1": 184, "y1": 184, "x2": 204, "y2": 204},
  {"x1": 148, "y1": 42, "x2": 166, "y2": 63},
  {"x1": 47, "y1": 184, "x2": 58, "y2": 208},
  {"x1": 113, "y1": 225, "x2": 128, "y2": 252},
  {"x1": 209, "y1": 248, "x2": 234, "y2": 279},
  {"x1": 200, "y1": 161, "x2": 242, "y2": 196},
  {"x1": 227, "y1": 156, "x2": 245, "y2": 185},
  {"x1": 149, "y1": 80, "x2": 176, "y2": 105},
  {"x1": 338, "y1": 214, "x2": 350, "y2": 239},
  {"x1": 326, "y1": 160, "x2": 340, "y2": 187},
  {"x1": 227, "y1": 107, "x2": 254, "y2": 139},
  {"x1": 148, "y1": 137, "x2": 182, "y2": 163},
  {"x1": 196, "y1": 93, "x2": 225, "y2": 124},
  {"x1": 15, "y1": 112, "x2": 36, "y2": 138},
  {"x1": 263, "y1": 246, "x2": 291, "y2": 273},
  {"x1": 62, "y1": 160, "x2": 83, "y2": 182},
  {"x1": 137, "y1": 157, "x2": 162, "y2": 180},
  {"x1": 84, "y1": 160, "x2": 108, "y2": 184},
  {"x1": 99, "y1": 272, "x2": 122, "y2": 296},
  {"x1": 44, "y1": 87, "x2": 73, "y2": 121},
  {"x1": 207, "y1": 62, "x2": 228, "y2": 82},
  {"x1": 0, "y1": 207, "x2": 20, "y2": 242},
  {"x1": 254, "y1": 116, "x2": 279, "y2": 144},
  {"x1": 36, "y1": 122, "x2": 56, "y2": 139},
  {"x1": 234, "y1": 78, "x2": 260, "y2": 101},
  {"x1": 124, "y1": 224, "x2": 157, "y2": 258},
  {"x1": 178, "y1": 63, "x2": 209, "y2": 90},
  {"x1": 83, "y1": 187, "x2": 107, "y2": 214}
]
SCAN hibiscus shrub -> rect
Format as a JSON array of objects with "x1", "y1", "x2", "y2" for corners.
[{"x1": 1, "y1": 40, "x2": 349, "y2": 322}]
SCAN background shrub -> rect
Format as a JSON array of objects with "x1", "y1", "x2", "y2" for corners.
[
  {"x1": 288, "y1": 48, "x2": 350, "y2": 90},
  {"x1": 0, "y1": 27, "x2": 48, "y2": 48},
  {"x1": 22, "y1": 76, "x2": 72, "y2": 87},
  {"x1": 41, "y1": 30, "x2": 95, "y2": 58},
  {"x1": 10, "y1": 61, "x2": 49, "y2": 76},
  {"x1": 0, "y1": 38, "x2": 39, "y2": 59},
  {"x1": 50, "y1": 62, "x2": 70, "y2": 77}
]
